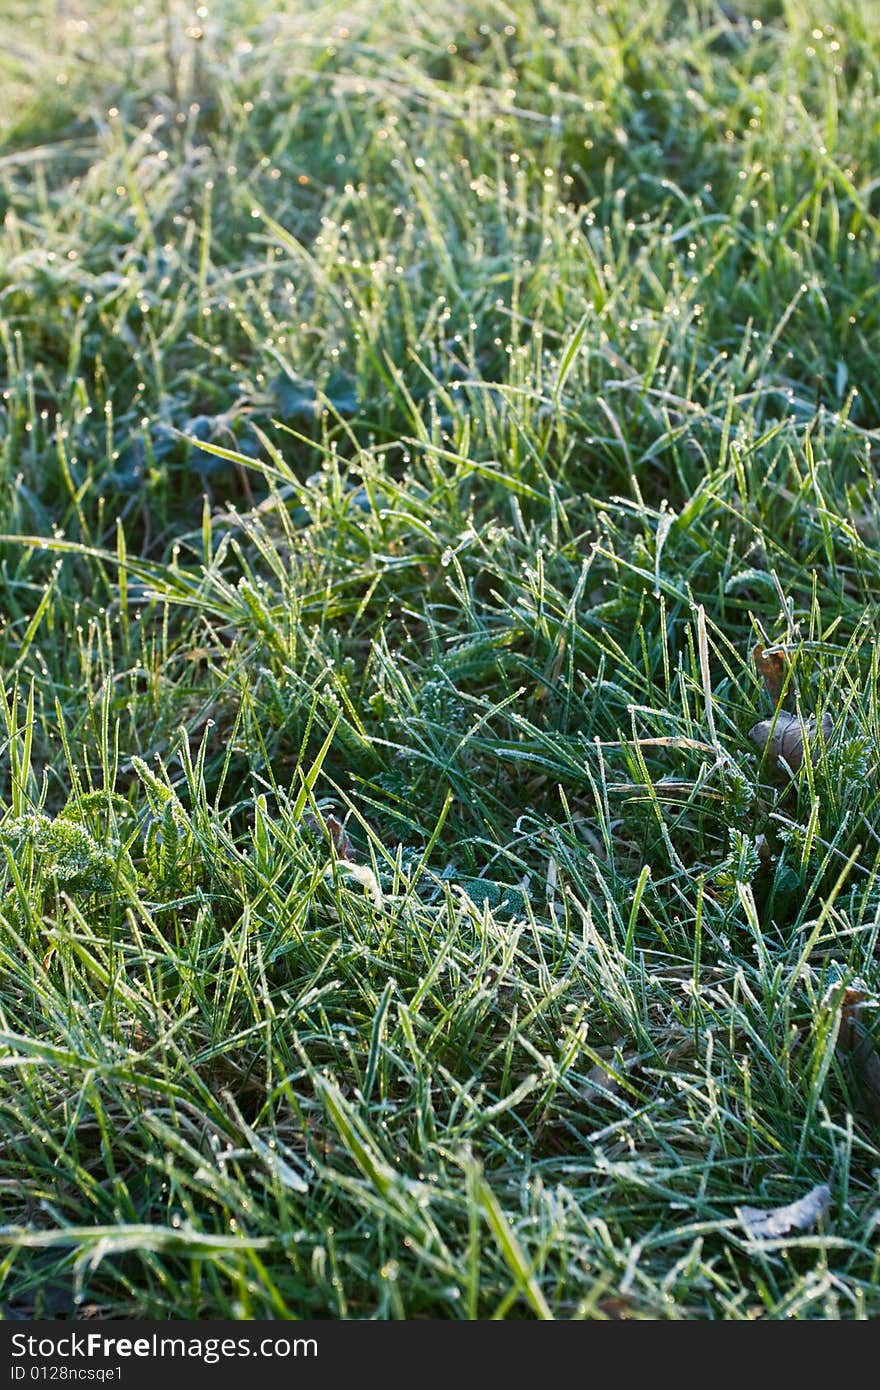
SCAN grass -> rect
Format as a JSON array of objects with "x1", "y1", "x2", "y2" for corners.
[{"x1": 0, "y1": 0, "x2": 879, "y2": 1320}]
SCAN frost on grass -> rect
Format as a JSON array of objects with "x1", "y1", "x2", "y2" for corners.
[{"x1": 0, "y1": 813, "x2": 117, "y2": 893}]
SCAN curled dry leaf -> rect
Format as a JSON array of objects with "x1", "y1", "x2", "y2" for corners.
[
  {"x1": 737, "y1": 1183, "x2": 830, "y2": 1240},
  {"x1": 596, "y1": 1295, "x2": 634, "y2": 1320},
  {"x1": 826, "y1": 983, "x2": 880, "y2": 1122},
  {"x1": 748, "y1": 711, "x2": 832, "y2": 772},
  {"x1": 304, "y1": 811, "x2": 383, "y2": 908},
  {"x1": 304, "y1": 810, "x2": 355, "y2": 861},
  {"x1": 752, "y1": 642, "x2": 789, "y2": 707},
  {"x1": 834, "y1": 986, "x2": 869, "y2": 1051}
]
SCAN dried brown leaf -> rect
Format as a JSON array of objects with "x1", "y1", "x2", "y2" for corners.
[
  {"x1": 737, "y1": 1183, "x2": 830, "y2": 1240},
  {"x1": 835, "y1": 987, "x2": 869, "y2": 1051},
  {"x1": 752, "y1": 642, "x2": 789, "y2": 706},
  {"x1": 828, "y1": 985, "x2": 880, "y2": 1122},
  {"x1": 304, "y1": 810, "x2": 355, "y2": 861},
  {"x1": 848, "y1": 1026, "x2": 880, "y2": 1121},
  {"x1": 596, "y1": 1296, "x2": 635, "y2": 1320},
  {"x1": 748, "y1": 710, "x2": 832, "y2": 773}
]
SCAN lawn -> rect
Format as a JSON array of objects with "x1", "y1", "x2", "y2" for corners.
[{"x1": 1, "y1": 0, "x2": 879, "y2": 1320}]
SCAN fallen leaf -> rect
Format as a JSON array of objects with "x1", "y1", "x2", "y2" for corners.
[
  {"x1": 834, "y1": 986, "x2": 869, "y2": 1051},
  {"x1": 753, "y1": 642, "x2": 789, "y2": 706},
  {"x1": 596, "y1": 1295, "x2": 634, "y2": 1320},
  {"x1": 304, "y1": 810, "x2": 355, "y2": 861},
  {"x1": 846, "y1": 1028, "x2": 880, "y2": 1121},
  {"x1": 827, "y1": 984, "x2": 880, "y2": 1122},
  {"x1": 748, "y1": 710, "x2": 832, "y2": 772},
  {"x1": 737, "y1": 1183, "x2": 830, "y2": 1240}
]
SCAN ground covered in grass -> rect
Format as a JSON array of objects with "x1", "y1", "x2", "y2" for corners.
[{"x1": 0, "y1": 0, "x2": 879, "y2": 1320}]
